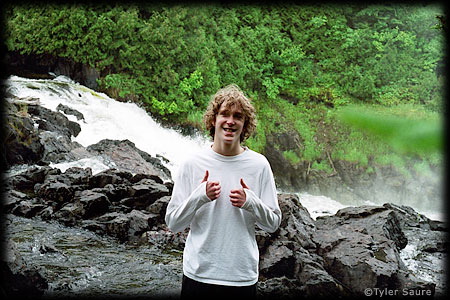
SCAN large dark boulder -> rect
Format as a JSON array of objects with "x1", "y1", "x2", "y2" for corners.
[
  {"x1": 256, "y1": 194, "x2": 439, "y2": 298},
  {"x1": 87, "y1": 139, "x2": 171, "y2": 180},
  {"x1": 4, "y1": 103, "x2": 44, "y2": 166},
  {"x1": 38, "y1": 131, "x2": 84, "y2": 163},
  {"x1": 8, "y1": 166, "x2": 58, "y2": 195},
  {"x1": 53, "y1": 202, "x2": 85, "y2": 226},
  {"x1": 11, "y1": 198, "x2": 47, "y2": 218},
  {"x1": 62, "y1": 167, "x2": 93, "y2": 185},
  {"x1": 94, "y1": 210, "x2": 159, "y2": 243},
  {"x1": 313, "y1": 205, "x2": 435, "y2": 297},
  {"x1": 76, "y1": 190, "x2": 111, "y2": 219},
  {"x1": 27, "y1": 105, "x2": 81, "y2": 138},
  {"x1": 258, "y1": 194, "x2": 347, "y2": 298},
  {"x1": 56, "y1": 103, "x2": 85, "y2": 121},
  {"x1": 36, "y1": 181, "x2": 75, "y2": 204},
  {"x1": 4, "y1": 98, "x2": 88, "y2": 167},
  {"x1": 88, "y1": 168, "x2": 132, "y2": 188},
  {"x1": 120, "y1": 179, "x2": 170, "y2": 209}
]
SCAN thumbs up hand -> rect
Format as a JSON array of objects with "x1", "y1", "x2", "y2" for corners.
[
  {"x1": 202, "y1": 170, "x2": 221, "y2": 200},
  {"x1": 229, "y1": 178, "x2": 250, "y2": 208},
  {"x1": 240, "y1": 178, "x2": 250, "y2": 190}
]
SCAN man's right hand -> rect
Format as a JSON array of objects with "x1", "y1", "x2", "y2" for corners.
[{"x1": 202, "y1": 170, "x2": 221, "y2": 200}]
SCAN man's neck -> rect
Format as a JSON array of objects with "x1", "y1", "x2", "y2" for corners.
[{"x1": 212, "y1": 142, "x2": 244, "y2": 156}]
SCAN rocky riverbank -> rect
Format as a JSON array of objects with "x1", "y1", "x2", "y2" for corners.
[{"x1": 2, "y1": 89, "x2": 447, "y2": 298}]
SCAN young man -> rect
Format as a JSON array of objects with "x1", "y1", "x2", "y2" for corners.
[{"x1": 165, "y1": 84, "x2": 281, "y2": 298}]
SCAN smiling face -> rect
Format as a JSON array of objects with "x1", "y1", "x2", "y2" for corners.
[
  {"x1": 213, "y1": 101, "x2": 245, "y2": 147},
  {"x1": 204, "y1": 84, "x2": 257, "y2": 150}
]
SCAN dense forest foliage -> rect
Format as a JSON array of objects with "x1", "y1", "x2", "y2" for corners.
[{"x1": 3, "y1": 3, "x2": 445, "y2": 174}]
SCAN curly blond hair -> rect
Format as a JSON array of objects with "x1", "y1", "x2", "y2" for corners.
[{"x1": 203, "y1": 84, "x2": 256, "y2": 143}]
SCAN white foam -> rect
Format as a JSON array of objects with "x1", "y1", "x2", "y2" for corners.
[
  {"x1": 7, "y1": 76, "x2": 210, "y2": 178},
  {"x1": 297, "y1": 192, "x2": 348, "y2": 219}
]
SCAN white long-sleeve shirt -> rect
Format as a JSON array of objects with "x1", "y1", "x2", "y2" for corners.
[{"x1": 165, "y1": 146, "x2": 281, "y2": 286}]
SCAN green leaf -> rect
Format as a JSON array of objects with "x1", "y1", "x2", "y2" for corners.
[{"x1": 337, "y1": 106, "x2": 442, "y2": 154}]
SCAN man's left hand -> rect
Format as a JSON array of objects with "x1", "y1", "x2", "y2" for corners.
[{"x1": 229, "y1": 178, "x2": 250, "y2": 208}]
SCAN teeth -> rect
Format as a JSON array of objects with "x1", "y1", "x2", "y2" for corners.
[{"x1": 224, "y1": 128, "x2": 235, "y2": 132}]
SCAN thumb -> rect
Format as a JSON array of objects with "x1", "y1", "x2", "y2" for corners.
[
  {"x1": 240, "y1": 178, "x2": 249, "y2": 189},
  {"x1": 201, "y1": 170, "x2": 209, "y2": 183}
]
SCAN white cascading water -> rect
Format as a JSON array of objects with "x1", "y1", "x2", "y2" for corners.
[
  {"x1": 5, "y1": 75, "x2": 442, "y2": 222},
  {"x1": 6, "y1": 75, "x2": 210, "y2": 178}
]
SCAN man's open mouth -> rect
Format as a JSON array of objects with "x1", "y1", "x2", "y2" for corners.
[{"x1": 223, "y1": 128, "x2": 237, "y2": 132}]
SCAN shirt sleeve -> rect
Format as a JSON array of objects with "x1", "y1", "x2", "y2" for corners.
[
  {"x1": 165, "y1": 163, "x2": 211, "y2": 233},
  {"x1": 240, "y1": 162, "x2": 281, "y2": 233}
]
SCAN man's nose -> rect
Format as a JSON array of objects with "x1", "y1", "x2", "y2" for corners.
[{"x1": 226, "y1": 117, "x2": 235, "y2": 125}]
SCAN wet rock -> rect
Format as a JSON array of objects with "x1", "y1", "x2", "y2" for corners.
[
  {"x1": 6, "y1": 50, "x2": 100, "y2": 89},
  {"x1": 36, "y1": 181, "x2": 75, "y2": 203},
  {"x1": 147, "y1": 196, "x2": 170, "y2": 217},
  {"x1": 130, "y1": 173, "x2": 164, "y2": 184},
  {"x1": 9, "y1": 166, "x2": 58, "y2": 195},
  {"x1": 88, "y1": 168, "x2": 131, "y2": 188},
  {"x1": 56, "y1": 103, "x2": 85, "y2": 121},
  {"x1": 277, "y1": 193, "x2": 316, "y2": 249},
  {"x1": 11, "y1": 199, "x2": 47, "y2": 218},
  {"x1": 4, "y1": 107, "x2": 44, "y2": 166},
  {"x1": 323, "y1": 205, "x2": 408, "y2": 250},
  {"x1": 80, "y1": 219, "x2": 107, "y2": 234},
  {"x1": 255, "y1": 194, "x2": 440, "y2": 298},
  {"x1": 313, "y1": 205, "x2": 435, "y2": 297},
  {"x1": 24, "y1": 165, "x2": 57, "y2": 184},
  {"x1": 259, "y1": 240, "x2": 296, "y2": 278},
  {"x1": 27, "y1": 105, "x2": 81, "y2": 138},
  {"x1": 128, "y1": 210, "x2": 160, "y2": 240},
  {"x1": 37, "y1": 206, "x2": 55, "y2": 221},
  {"x1": 295, "y1": 259, "x2": 348, "y2": 298},
  {"x1": 37, "y1": 242, "x2": 60, "y2": 254},
  {"x1": 53, "y1": 202, "x2": 85, "y2": 226},
  {"x1": 3, "y1": 190, "x2": 29, "y2": 211},
  {"x1": 120, "y1": 179, "x2": 170, "y2": 209},
  {"x1": 87, "y1": 139, "x2": 171, "y2": 180},
  {"x1": 0, "y1": 239, "x2": 49, "y2": 297},
  {"x1": 62, "y1": 167, "x2": 93, "y2": 185},
  {"x1": 103, "y1": 212, "x2": 133, "y2": 242},
  {"x1": 256, "y1": 229, "x2": 273, "y2": 252},
  {"x1": 91, "y1": 183, "x2": 130, "y2": 203},
  {"x1": 257, "y1": 277, "x2": 303, "y2": 299},
  {"x1": 258, "y1": 194, "x2": 347, "y2": 298},
  {"x1": 384, "y1": 203, "x2": 447, "y2": 295},
  {"x1": 97, "y1": 210, "x2": 158, "y2": 242},
  {"x1": 76, "y1": 190, "x2": 111, "y2": 219},
  {"x1": 38, "y1": 131, "x2": 84, "y2": 163},
  {"x1": 143, "y1": 226, "x2": 188, "y2": 250},
  {"x1": 383, "y1": 202, "x2": 445, "y2": 232},
  {"x1": 9, "y1": 174, "x2": 35, "y2": 194}
]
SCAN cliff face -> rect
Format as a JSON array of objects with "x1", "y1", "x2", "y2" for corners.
[
  {"x1": 5, "y1": 51, "x2": 100, "y2": 90},
  {"x1": 2, "y1": 93, "x2": 446, "y2": 297},
  {"x1": 264, "y1": 129, "x2": 442, "y2": 212}
]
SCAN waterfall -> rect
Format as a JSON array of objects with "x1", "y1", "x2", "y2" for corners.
[
  {"x1": 6, "y1": 75, "x2": 210, "y2": 179},
  {"x1": 5, "y1": 75, "x2": 443, "y2": 221}
]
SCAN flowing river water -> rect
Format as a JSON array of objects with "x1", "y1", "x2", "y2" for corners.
[
  {"x1": 4, "y1": 75, "x2": 445, "y2": 296},
  {"x1": 5, "y1": 214, "x2": 182, "y2": 298}
]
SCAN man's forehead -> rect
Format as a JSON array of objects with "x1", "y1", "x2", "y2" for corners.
[{"x1": 219, "y1": 100, "x2": 243, "y2": 112}]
